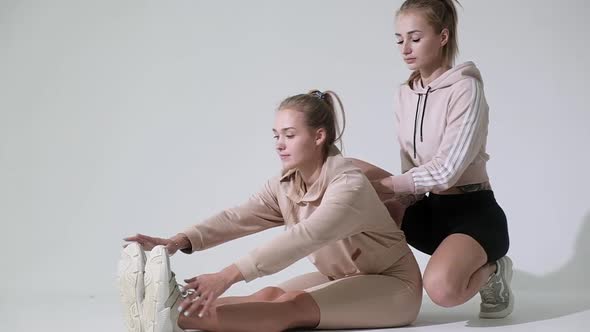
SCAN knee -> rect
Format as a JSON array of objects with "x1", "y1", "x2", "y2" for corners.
[
  {"x1": 275, "y1": 290, "x2": 305, "y2": 303},
  {"x1": 254, "y1": 286, "x2": 286, "y2": 301},
  {"x1": 423, "y1": 272, "x2": 463, "y2": 308},
  {"x1": 277, "y1": 291, "x2": 319, "y2": 322},
  {"x1": 275, "y1": 291, "x2": 316, "y2": 309}
]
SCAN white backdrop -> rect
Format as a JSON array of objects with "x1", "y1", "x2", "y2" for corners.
[{"x1": 1, "y1": 0, "x2": 588, "y2": 301}]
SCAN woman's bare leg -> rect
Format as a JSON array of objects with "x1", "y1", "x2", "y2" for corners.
[
  {"x1": 347, "y1": 158, "x2": 497, "y2": 307},
  {"x1": 213, "y1": 286, "x2": 286, "y2": 306},
  {"x1": 216, "y1": 291, "x2": 320, "y2": 332},
  {"x1": 423, "y1": 234, "x2": 496, "y2": 307},
  {"x1": 177, "y1": 290, "x2": 320, "y2": 332}
]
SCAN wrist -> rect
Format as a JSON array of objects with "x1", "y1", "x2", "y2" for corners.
[
  {"x1": 380, "y1": 176, "x2": 395, "y2": 193},
  {"x1": 170, "y1": 233, "x2": 191, "y2": 251},
  {"x1": 220, "y1": 264, "x2": 244, "y2": 286}
]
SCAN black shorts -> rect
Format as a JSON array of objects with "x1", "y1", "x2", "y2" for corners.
[{"x1": 401, "y1": 190, "x2": 509, "y2": 263}]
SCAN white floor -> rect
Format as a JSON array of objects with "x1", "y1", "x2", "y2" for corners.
[{"x1": 1, "y1": 290, "x2": 588, "y2": 331}]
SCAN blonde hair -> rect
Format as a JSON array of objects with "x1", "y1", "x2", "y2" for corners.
[
  {"x1": 278, "y1": 90, "x2": 346, "y2": 158},
  {"x1": 397, "y1": 0, "x2": 461, "y2": 87}
]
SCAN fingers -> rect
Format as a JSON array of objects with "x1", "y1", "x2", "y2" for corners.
[
  {"x1": 184, "y1": 277, "x2": 199, "y2": 291},
  {"x1": 177, "y1": 277, "x2": 208, "y2": 318},
  {"x1": 135, "y1": 233, "x2": 156, "y2": 242},
  {"x1": 178, "y1": 296, "x2": 194, "y2": 316},
  {"x1": 200, "y1": 296, "x2": 215, "y2": 318},
  {"x1": 123, "y1": 233, "x2": 146, "y2": 244},
  {"x1": 123, "y1": 233, "x2": 156, "y2": 242},
  {"x1": 122, "y1": 235, "x2": 141, "y2": 248},
  {"x1": 178, "y1": 290, "x2": 206, "y2": 318},
  {"x1": 186, "y1": 292, "x2": 207, "y2": 317},
  {"x1": 136, "y1": 233, "x2": 152, "y2": 240},
  {"x1": 179, "y1": 277, "x2": 199, "y2": 307},
  {"x1": 122, "y1": 233, "x2": 165, "y2": 251},
  {"x1": 123, "y1": 235, "x2": 140, "y2": 242}
]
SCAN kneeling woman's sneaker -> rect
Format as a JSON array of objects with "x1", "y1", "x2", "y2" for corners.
[{"x1": 479, "y1": 256, "x2": 514, "y2": 319}]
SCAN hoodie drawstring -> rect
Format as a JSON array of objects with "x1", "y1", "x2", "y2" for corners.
[
  {"x1": 413, "y1": 94, "x2": 421, "y2": 159},
  {"x1": 413, "y1": 86, "x2": 432, "y2": 159}
]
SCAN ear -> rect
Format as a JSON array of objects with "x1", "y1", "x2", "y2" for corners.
[
  {"x1": 440, "y1": 28, "x2": 449, "y2": 47},
  {"x1": 315, "y1": 127, "x2": 327, "y2": 148}
]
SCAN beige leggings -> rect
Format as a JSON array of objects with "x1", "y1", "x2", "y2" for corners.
[{"x1": 277, "y1": 253, "x2": 423, "y2": 329}]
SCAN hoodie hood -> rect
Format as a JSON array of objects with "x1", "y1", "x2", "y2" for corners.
[{"x1": 409, "y1": 61, "x2": 483, "y2": 94}]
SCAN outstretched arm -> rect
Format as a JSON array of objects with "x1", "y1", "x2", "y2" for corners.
[
  {"x1": 123, "y1": 178, "x2": 284, "y2": 255},
  {"x1": 180, "y1": 178, "x2": 285, "y2": 253}
]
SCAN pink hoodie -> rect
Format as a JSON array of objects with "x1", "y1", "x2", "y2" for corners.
[
  {"x1": 181, "y1": 147, "x2": 410, "y2": 283},
  {"x1": 391, "y1": 61, "x2": 491, "y2": 195}
]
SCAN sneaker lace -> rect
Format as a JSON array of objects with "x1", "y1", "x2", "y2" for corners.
[
  {"x1": 481, "y1": 287, "x2": 496, "y2": 303},
  {"x1": 480, "y1": 278, "x2": 498, "y2": 304}
]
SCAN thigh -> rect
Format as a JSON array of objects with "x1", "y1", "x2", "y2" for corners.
[
  {"x1": 452, "y1": 196, "x2": 510, "y2": 263},
  {"x1": 306, "y1": 274, "x2": 421, "y2": 329},
  {"x1": 401, "y1": 197, "x2": 441, "y2": 255},
  {"x1": 424, "y1": 233, "x2": 488, "y2": 289},
  {"x1": 434, "y1": 190, "x2": 510, "y2": 264}
]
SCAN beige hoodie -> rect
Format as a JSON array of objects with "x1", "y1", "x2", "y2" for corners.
[
  {"x1": 181, "y1": 147, "x2": 409, "y2": 282},
  {"x1": 391, "y1": 61, "x2": 491, "y2": 195}
]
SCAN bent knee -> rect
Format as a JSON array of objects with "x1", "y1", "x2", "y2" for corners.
[
  {"x1": 274, "y1": 290, "x2": 308, "y2": 303},
  {"x1": 276, "y1": 291, "x2": 319, "y2": 319},
  {"x1": 423, "y1": 274, "x2": 464, "y2": 308},
  {"x1": 255, "y1": 286, "x2": 286, "y2": 301}
]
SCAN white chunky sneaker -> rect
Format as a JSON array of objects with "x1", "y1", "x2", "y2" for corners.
[
  {"x1": 117, "y1": 242, "x2": 147, "y2": 332},
  {"x1": 142, "y1": 245, "x2": 184, "y2": 332},
  {"x1": 479, "y1": 255, "x2": 514, "y2": 319}
]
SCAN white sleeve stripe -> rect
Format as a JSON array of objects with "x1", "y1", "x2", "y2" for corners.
[
  {"x1": 413, "y1": 80, "x2": 482, "y2": 185},
  {"x1": 412, "y1": 80, "x2": 483, "y2": 186},
  {"x1": 414, "y1": 86, "x2": 481, "y2": 183},
  {"x1": 413, "y1": 83, "x2": 481, "y2": 185}
]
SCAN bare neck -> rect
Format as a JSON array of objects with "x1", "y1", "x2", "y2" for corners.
[
  {"x1": 298, "y1": 158, "x2": 324, "y2": 188},
  {"x1": 419, "y1": 62, "x2": 451, "y2": 87}
]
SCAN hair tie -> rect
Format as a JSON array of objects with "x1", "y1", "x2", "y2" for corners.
[{"x1": 310, "y1": 91, "x2": 326, "y2": 100}]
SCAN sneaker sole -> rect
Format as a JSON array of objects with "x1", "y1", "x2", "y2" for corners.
[
  {"x1": 143, "y1": 245, "x2": 176, "y2": 332},
  {"x1": 480, "y1": 256, "x2": 514, "y2": 319},
  {"x1": 117, "y1": 242, "x2": 146, "y2": 332}
]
